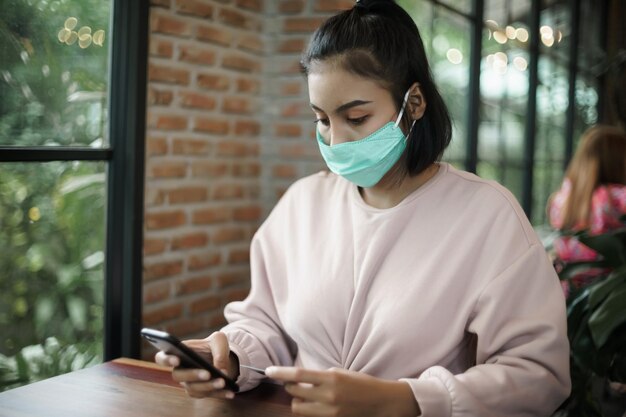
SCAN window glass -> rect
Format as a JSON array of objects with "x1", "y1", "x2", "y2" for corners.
[
  {"x1": 0, "y1": 161, "x2": 105, "y2": 391},
  {"x1": 478, "y1": 0, "x2": 531, "y2": 199},
  {"x1": 0, "y1": 0, "x2": 110, "y2": 147},
  {"x1": 400, "y1": 0, "x2": 471, "y2": 166}
]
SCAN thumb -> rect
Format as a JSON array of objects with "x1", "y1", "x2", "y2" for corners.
[{"x1": 206, "y1": 331, "x2": 230, "y2": 373}]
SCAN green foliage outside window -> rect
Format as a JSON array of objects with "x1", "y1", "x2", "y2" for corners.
[{"x1": 0, "y1": 0, "x2": 110, "y2": 391}]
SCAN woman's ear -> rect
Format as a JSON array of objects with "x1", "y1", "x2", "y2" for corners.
[{"x1": 408, "y1": 82, "x2": 426, "y2": 120}]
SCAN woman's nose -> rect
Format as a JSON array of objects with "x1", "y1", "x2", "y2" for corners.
[{"x1": 328, "y1": 125, "x2": 348, "y2": 146}]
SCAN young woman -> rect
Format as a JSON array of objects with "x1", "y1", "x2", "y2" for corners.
[
  {"x1": 156, "y1": 1, "x2": 571, "y2": 415},
  {"x1": 548, "y1": 124, "x2": 626, "y2": 294}
]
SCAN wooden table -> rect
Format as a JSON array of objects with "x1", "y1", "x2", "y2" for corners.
[{"x1": 0, "y1": 358, "x2": 293, "y2": 417}]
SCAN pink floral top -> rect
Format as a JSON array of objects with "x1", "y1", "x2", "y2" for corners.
[{"x1": 548, "y1": 180, "x2": 626, "y2": 293}]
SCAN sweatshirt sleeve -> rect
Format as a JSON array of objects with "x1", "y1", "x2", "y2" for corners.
[
  {"x1": 402, "y1": 243, "x2": 571, "y2": 417},
  {"x1": 220, "y1": 231, "x2": 296, "y2": 392}
]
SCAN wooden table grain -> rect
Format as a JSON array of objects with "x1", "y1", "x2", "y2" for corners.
[{"x1": 0, "y1": 358, "x2": 293, "y2": 417}]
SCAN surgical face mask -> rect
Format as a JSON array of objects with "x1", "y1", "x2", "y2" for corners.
[{"x1": 316, "y1": 90, "x2": 415, "y2": 188}]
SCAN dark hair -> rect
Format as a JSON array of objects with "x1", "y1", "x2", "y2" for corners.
[{"x1": 300, "y1": 0, "x2": 452, "y2": 177}]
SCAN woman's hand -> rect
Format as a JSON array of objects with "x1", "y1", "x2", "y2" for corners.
[
  {"x1": 154, "y1": 331, "x2": 238, "y2": 399},
  {"x1": 265, "y1": 366, "x2": 420, "y2": 417}
]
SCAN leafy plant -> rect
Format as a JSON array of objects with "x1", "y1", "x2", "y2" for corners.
[
  {"x1": 0, "y1": 337, "x2": 100, "y2": 392},
  {"x1": 555, "y1": 220, "x2": 626, "y2": 416}
]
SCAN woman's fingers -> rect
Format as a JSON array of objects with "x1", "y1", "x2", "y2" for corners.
[
  {"x1": 206, "y1": 332, "x2": 231, "y2": 374},
  {"x1": 182, "y1": 379, "x2": 236, "y2": 399},
  {"x1": 155, "y1": 350, "x2": 179, "y2": 367},
  {"x1": 265, "y1": 366, "x2": 329, "y2": 385},
  {"x1": 171, "y1": 368, "x2": 211, "y2": 383}
]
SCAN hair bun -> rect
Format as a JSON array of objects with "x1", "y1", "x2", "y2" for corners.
[{"x1": 355, "y1": 0, "x2": 397, "y2": 9}]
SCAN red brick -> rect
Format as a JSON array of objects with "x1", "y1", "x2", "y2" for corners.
[
  {"x1": 191, "y1": 161, "x2": 229, "y2": 177},
  {"x1": 197, "y1": 73, "x2": 230, "y2": 90},
  {"x1": 236, "y1": 0, "x2": 262, "y2": 12},
  {"x1": 190, "y1": 294, "x2": 221, "y2": 314},
  {"x1": 216, "y1": 271, "x2": 248, "y2": 288},
  {"x1": 275, "y1": 123, "x2": 302, "y2": 137},
  {"x1": 232, "y1": 162, "x2": 261, "y2": 177},
  {"x1": 145, "y1": 188, "x2": 166, "y2": 206},
  {"x1": 278, "y1": 38, "x2": 305, "y2": 53},
  {"x1": 272, "y1": 164, "x2": 297, "y2": 178},
  {"x1": 197, "y1": 24, "x2": 232, "y2": 46},
  {"x1": 234, "y1": 120, "x2": 260, "y2": 136},
  {"x1": 280, "y1": 81, "x2": 302, "y2": 95},
  {"x1": 176, "y1": 275, "x2": 214, "y2": 295},
  {"x1": 192, "y1": 207, "x2": 232, "y2": 224},
  {"x1": 144, "y1": 281, "x2": 171, "y2": 304},
  {"x1": 168, "y1": 186, "x2": 208, "y2": 204},
  {"x1": 222, "y1": 96, "x2": 252, "y2": 114},
  {"x1": 144, "y1": 237, "x2": 168, "y2": 255},
  {"x1": 148, "y1": 87, "x2": 174, "y2": 105},
  {"x1": 218, "y1": 8, "x2": 260, "y2": 30},
  {"x1": 145, "y1": 259, "x2": 184, "y2": 281},
  {"x1": 314, "y1": 0, "x2": 353, "y2": 12},
  {"x1": 217, "y1": 141, "x2": 258, "y2": 156},
  {"x1": 165, "y1": 318, "x2": 209, "y2": 338},
  {"x1": 150, "y1": 38, "x2": 174, "y2": 58},
  {"x1": 236, "y1": 77, "x2": 260, "y2": 93},
  {"x1": 145, "y1": 210, "x2": 187, "y2": 229},
  {"x1": 227, "y1": 248, "x2": 250, "y2": 265},
  {"x1": 172, "y1": 232, "x2": 209, "y2": 250},
  {"x1": 151, "y1": 13, "x2": 191, "y2": 37},
  {"x1": 208, "y1": 314, "x2": 228, "y2": 328},
  {"x1": 149, "y1": 64, "x2": 190, "y2": 85},
  {"x1": 279, "y1": 0, "x2": 304, "y2": 13},
  {"x1": 284, "y1": 17, "x2": 326, "y2": 33},
  {"x1": 280, "y1": 101, "x2": 308, "y2": 118},
  {"x1": 150, "y1": 161, "x2": 187, "y2": 178},
  {"x1": 172, "y1": 137, "x2": 211, "y2": 155},
  {"x1": 279, "y1": 143, "x2": 320, "y2": 159},
  {"x1": 222, "y1": 53, "x2": 261, "y2": 72},
  {"x1": 176, "y1": 0, "x2": 214, "y2": 17},
  {"x1": 194, "y1": 118, "x2": 229, "y2": 135},
  {"x1": 179, "y1": 91, "x2": 217, "y2": 110},
  {"x1": 155, "y1": 114, "x2": 187, "y2": 130},
  {"x1": 212, "y1": 184, "x2": 245, "y2": 200},
  {"x1": 151, "y1": 0, "x2": 171, "y2": 7},
  {"x1": 233, "y1": 205, "x2": 262, "y2": 221},
  {"x1": 188, "y1": 252, "x2": 222, "y2": 271},
  {"x1": 238, "y1": 35, "x2": 264, "y2": 54},
  {"x1": 179, "y1": 44, "x2": 217, "y2": 66},
  {"x1": 223, "y1": 287, "x2": 249, "y2": 302},
  {"x1": 146, "y1": 137, "x2": 168, "y2": 156},
  {"x1": 212, "y1": 226, "x2": 245, "y2": 243},
  {"x1": 143, "y1": 303, "x2": 183, "y2": 326}
]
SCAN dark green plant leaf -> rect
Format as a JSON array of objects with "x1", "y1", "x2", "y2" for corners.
[
  {"x1": 587, "y1": 267, "x2": 626, "y2": 309},
  {"x1": 588, "y1": 285, "x2": 626, "y2": 349},
  {"x1": 579, "y1": 231, "x2": 626, "y2": 267},
  {"x1": 567, "y1": 288, "x2": 590, "y2": 340}
]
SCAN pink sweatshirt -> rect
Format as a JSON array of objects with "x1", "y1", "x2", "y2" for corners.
[{"x1": 222, "y1": 163, "x2": 571, "y2": 417}]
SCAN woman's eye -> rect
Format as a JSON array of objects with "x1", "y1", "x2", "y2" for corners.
[
  {"x1": 314, "y1": 118, "x2": 330, "y2": 127},
  {"x1": 348, "y1": 116, "x2": 368, "y2": 125}
]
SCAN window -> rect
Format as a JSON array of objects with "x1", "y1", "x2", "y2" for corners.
[
  {"x1": 399, "y1": 0, "x2": 604, "y2": 225},
  {"x1": 0, "y1": 0, "x2": 147, "y2": 390}
]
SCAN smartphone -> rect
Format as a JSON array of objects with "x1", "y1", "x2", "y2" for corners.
[{"x1": 140, "y1": 327, "x2": 239, "y2": 392}]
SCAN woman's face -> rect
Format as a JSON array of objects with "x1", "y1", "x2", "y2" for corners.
[{"x1": 307, "y1": 63, "x2": 398, "y2": 146}]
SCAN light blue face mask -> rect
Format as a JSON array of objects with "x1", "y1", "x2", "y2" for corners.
[{"x1": 316, "y1": 90, "x2": 415, "y2": 188}]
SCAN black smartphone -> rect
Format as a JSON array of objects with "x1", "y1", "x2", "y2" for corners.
[{"x1": 140, "y1": 327, "x2": 239, "y2": 392}]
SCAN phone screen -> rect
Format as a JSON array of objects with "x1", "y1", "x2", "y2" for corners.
[{"x1": 141, "y1": 327, "x2": 239, "y2": 392}]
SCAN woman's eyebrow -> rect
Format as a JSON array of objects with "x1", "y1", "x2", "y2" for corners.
[{"x1": 310, "y1": 100, "x2": 372, "y2": 114}]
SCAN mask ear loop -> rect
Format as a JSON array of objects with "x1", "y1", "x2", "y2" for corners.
[{"x1": 394, "y1": 89, "x2": 417, "y2": 141}]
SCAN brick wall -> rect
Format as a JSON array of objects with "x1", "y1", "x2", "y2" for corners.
[{"x1": 142, "y1": 0, "x2": 352, "y2": 358}]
